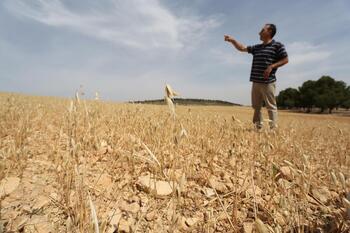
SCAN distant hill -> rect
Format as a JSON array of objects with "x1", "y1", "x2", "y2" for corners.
[{"x1": 131, "y1": 98, "x2": 242, "y2": 106}]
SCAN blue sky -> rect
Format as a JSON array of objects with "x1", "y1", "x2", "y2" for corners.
[{"x1": 1, "y1": 0, "x2": 349, "y2": 105}]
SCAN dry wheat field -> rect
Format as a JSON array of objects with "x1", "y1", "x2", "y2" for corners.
[{"x1": 0, "y1": 92, "x2": 349, "y2": 233}]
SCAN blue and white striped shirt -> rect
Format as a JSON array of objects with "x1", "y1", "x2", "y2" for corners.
[{"x1": 247, "y1": 40, "x2": 288, "y2": 84}]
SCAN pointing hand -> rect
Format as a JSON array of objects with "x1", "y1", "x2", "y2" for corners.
[{"x1": 224, "y1": 35, "x2": 234, "y2": 42}]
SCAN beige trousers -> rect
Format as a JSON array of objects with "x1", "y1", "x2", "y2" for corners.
[{"x1": 251, "y1": 82, "x2": 277, "y2": 129}]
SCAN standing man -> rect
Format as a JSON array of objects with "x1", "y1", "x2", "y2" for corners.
[{"x1": 224, "y1": 24, "x2": 288, "y2": 129}]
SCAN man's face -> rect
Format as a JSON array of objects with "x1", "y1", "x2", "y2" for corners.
[{"x1": 259, "y1": 25, "x2": 271, "y2": 41}]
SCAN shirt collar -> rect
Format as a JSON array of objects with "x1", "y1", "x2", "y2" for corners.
[{"x1": 264, "y1": 39, "x2": 275, "y2": 46}]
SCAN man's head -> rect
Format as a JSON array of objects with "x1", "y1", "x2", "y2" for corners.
[{"x1": 259, "y1": 24, "x2": 276, "y2": 42}]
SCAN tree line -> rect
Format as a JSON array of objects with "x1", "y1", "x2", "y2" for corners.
[
  {"x1": 132, "y1": 98, "x2": 241, "y2": 106},
  {"x1": 277, "y1": 76, "x2": 350, "y2": 113}
]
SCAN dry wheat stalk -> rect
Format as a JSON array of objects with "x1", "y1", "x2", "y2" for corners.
[
  {"x1": 88, "y1": 192, "x2": 100, "y2": 233},
  {"x1": 1, "y1": 93, "x2": 350, "y2": 232},
  {"x1": 164, "y1": 84, "x2": 180, "y2": 118}
]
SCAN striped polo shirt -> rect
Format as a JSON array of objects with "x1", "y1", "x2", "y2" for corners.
[{"x1": 247, "y1": 40, "x2": 288, "y2": 84}]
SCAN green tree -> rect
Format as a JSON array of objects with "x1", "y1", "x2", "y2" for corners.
[
  {"x1": 341, "y1": 86, "x2": 350, "y2": 110},
  {"x1": 313, "y1": 76, "x2": 347, "y2": 113},
  {"x1": 279, "y1": 76, "x2": 349, "y2": 113},
  {"x1": 277, "y1": 88, "x2": 300, "y2": 109},
  {"x1": 298, "y1": 80, "x2": 316, "y2": 112}
]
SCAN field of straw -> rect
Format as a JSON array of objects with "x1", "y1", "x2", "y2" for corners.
[{"x1": 0, "y1": 91, "x2": 349, "y2": 233}]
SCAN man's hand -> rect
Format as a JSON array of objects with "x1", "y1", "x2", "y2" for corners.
[
  {"x1": 264, "y1": 65, "x2": 273, "y2": 79},
  {"x1": 264, "y1": 57, "x2": 289, "y2": 79},
  {"x1": 224, "y1": 35, "x2": 234, "y2": 43},
  {"x1": 224, "y1": 35, "x2": 247, "y2": 52}
]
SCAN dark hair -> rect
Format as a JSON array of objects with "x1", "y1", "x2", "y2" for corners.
[{"x1": 266, "y1": 24, "x2": 277, "y2": 38}]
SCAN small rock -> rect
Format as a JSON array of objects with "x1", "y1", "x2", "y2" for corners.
[
  {"x1": 13, "y1": 216, "x2": 29, "y2": 231},
  {"x1": 107, "y1": 209, "x2": 122, "y2": 233},
  {"x1": 118, "y1": 218, "x2": 130, "y2": 233},
  {"x1": 245, "y1": 185, "x2": 262, "y2": 197},
  {"x1": 118, "y1": 218, "x2": 135, "y2": 233},
  {"x1": 277, "y1": 179, "x2": 293, "y2": 190},
  {"x1": 24, "y1": 222, "x2": 54, "y2": 233},
  {"x1": 330, "y1": 191, "x2": 338, "y2": 199},
  {"x1": 185, "y1": 217, "x2": 198, "y2": 227},
  {"x1": 96, "y1": 173, "x2": 113, "y2": 188},
  {"x1": 255, "y1": 219, "x2": 271, "y2": 233},
  {"x1": 275, "y1": 211, "x2": 286, "y2": 226},
  {"x1": 130, "y1": 196, "x2": 140, "y2": 203},
  {"x1": 202, "y1": 187, "x2": 215, "y2": 198},
  {"x1": 234, "y1": 209, "x2": 248, "y2": 222},
  {"x1": 208, "y1": 177, "x2": 227, "y2": 194},
  {"x1": 49, "y1": 192, "x2": 59, "y2": 201},
  {"x1": 280, "y1": 166, "x2": 293, "y2": 180},
  {"x1": 120, "y1": 201, "x2": 140, "y2": 214},
  {"x1": 312, "y1": 186, "x2": 331, "y2": 204},
  {"x1": 107, "y1": 146, "x2": 113, "y2": 153},
  {"x1": 225, "y1": 180, "x2": 234, "y2": 190},
  {"x1": 178, "y1": 217, "x2": 189, "y2": 230},
  {"x1": 0, "y1": 177, "x2": 20, "y2": 198},
  {"x1": 166, "y1": 168, "x2": 183, "y2": 182},
  {"x1": 243, "y1": 222, "x2": 253, "y2": 233},
  {"x1": 100, "y1": 140, "x2": 108, "y2": 148},
  {"x1": 216, "y1": 225, "x2": 224, "y2": 232},
  {"x1": 139, "y1": 195, "x2": 148, "y2": 207},
  {"x1": 216, "y1": 212, "x2": 227, "y2": 221},
  {"x1": 146, "y1": 211, "x2": 156, "y2": 221},
  {"x1": 155, "y1": 181, "x2": 174, "y2": 196},
  {"x1": 282, "y1": 210, "x2": 290, "y2": 218},
  {"x1": 32, "y1": 196, "x2": 50, "y2": 212},
  {"x1": 229, "y1": 158, "x2": 236, "y2": 168},
  {"x1": 22, "y1": 205, "x2": 31, "y2": 213},
  {"x1": 137, "y1": 174, "x2": 174, "y2": 197}
]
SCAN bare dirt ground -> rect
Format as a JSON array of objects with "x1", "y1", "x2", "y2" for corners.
[{"x1": 0, "y1": 93, "x2": 349, "y2": 232}]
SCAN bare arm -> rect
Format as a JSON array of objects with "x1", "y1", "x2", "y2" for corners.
[
  {"x1": 264, "y1": 57, "x2": 289, "y2": 79},
  {"x1": 224, "y1": 35, "x2": 248, "y2": 52},
  {"x1": 271, "y1": 57, "x2": 289, "y2": 69}
]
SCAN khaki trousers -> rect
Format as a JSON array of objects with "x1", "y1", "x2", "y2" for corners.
[{"x1": 251, "y1": 82, "x2": 277, "y2": 129}]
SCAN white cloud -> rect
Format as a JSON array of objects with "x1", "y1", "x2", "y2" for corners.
[
  {"x1": 210, "y1": 48, "x2": 250, "y2": 66},
  {"x1": 5, "y1": 0, "x2": 221, "y2": 50},
  {"x1": 286, "y1": 41, "x2": 331, "y2": 66},
  {"x1": 277, "y1": 41, "x2": 333, "y2": 90}
]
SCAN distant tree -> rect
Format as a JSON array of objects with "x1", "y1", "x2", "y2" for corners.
[
  {"x1": 277, "y1": 76, "x2": 349, "y2": 113},
  {"x1": 277, "y1": 88, "x2": 300, "y2": 109},
  {"x1": 298, "y1": 80, "x2": 317, "y2": 112},
  {"x1": 313, "y1": 76, "x2": 348, "y2": 113},
  {"x1": 341, "y1": 86, "x2": 350, "y2": 110},
  {"x1": 333, "y1": 80, "x2": 348, "y2": 110}
]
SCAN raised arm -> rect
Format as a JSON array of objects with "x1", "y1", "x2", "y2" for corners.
[{"x1": 224, "y1": 35, "x2": 248, "y2": 52}]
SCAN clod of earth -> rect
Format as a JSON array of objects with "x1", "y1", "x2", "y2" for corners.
[{"x1": 137, "y1": 174, "x2": 175, "y2": 197}]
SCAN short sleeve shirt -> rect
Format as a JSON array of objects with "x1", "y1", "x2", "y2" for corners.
[{"x1": 247, "y1": 40, "x2": 288, "y2": 83}]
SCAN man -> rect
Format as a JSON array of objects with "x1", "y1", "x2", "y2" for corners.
[{"x1": 224, "y1": 24, "x2": 288, "y2": 129}]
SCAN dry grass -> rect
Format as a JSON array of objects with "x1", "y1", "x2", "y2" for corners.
[{"x1": 0, "y1": 92, "x2": 349, "y2": 232}]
